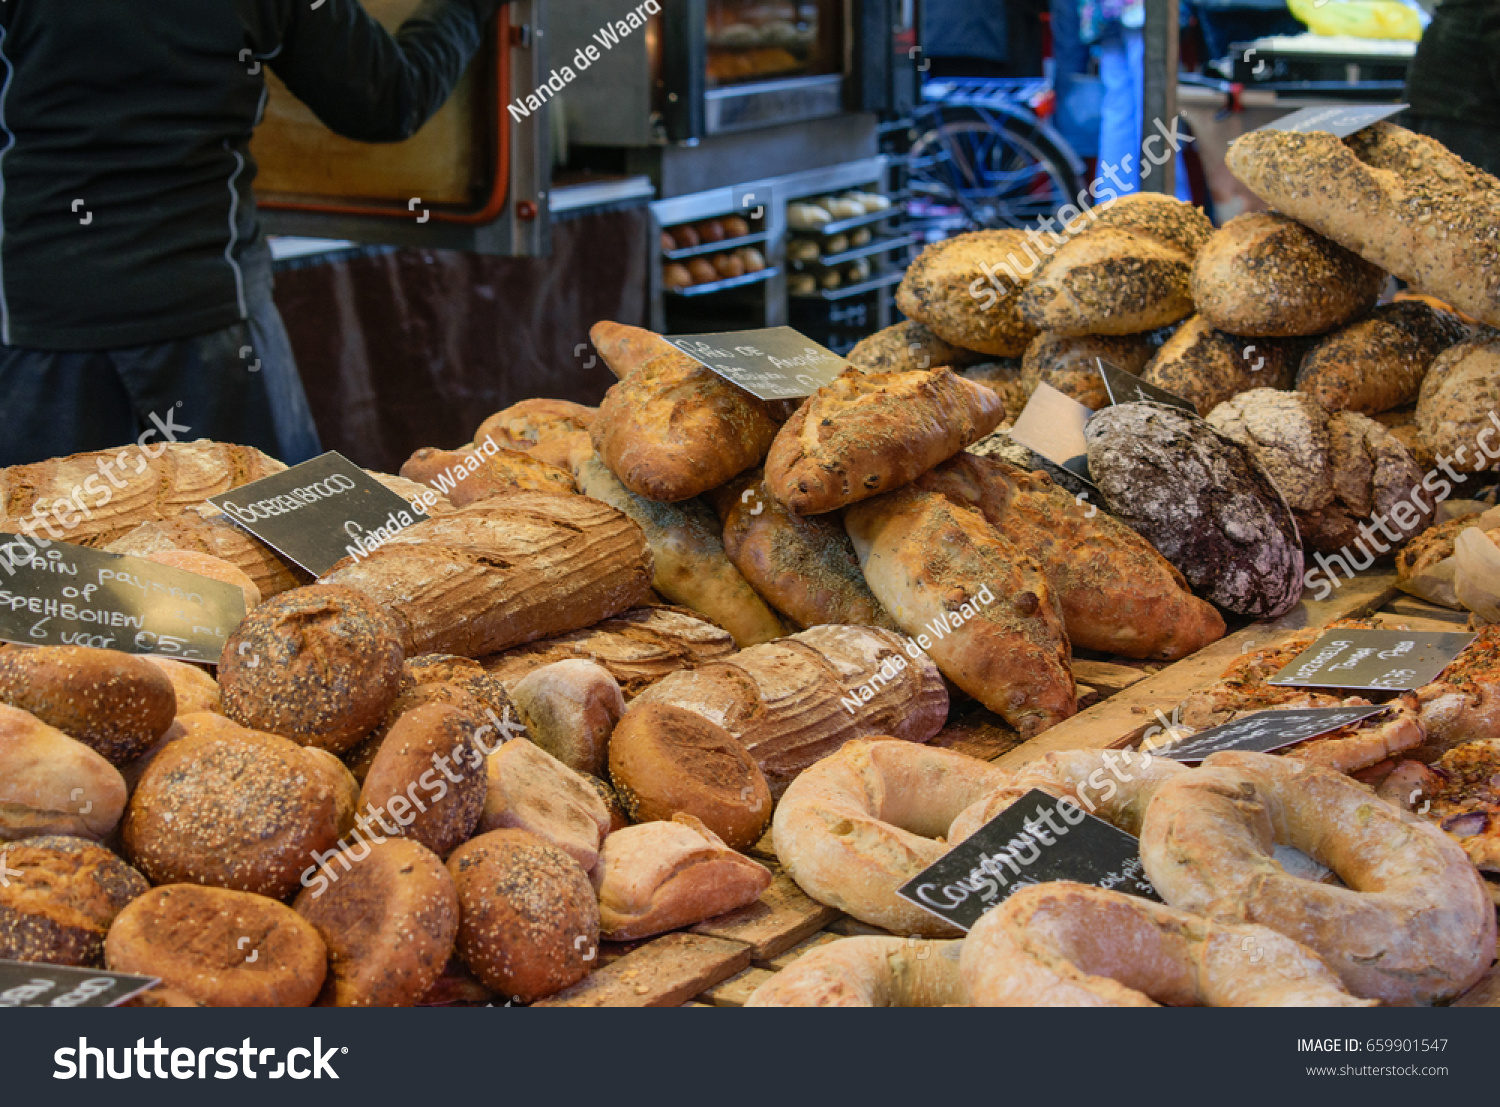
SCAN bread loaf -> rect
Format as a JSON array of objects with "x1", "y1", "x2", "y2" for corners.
[
  {"x1": 896, "y1": 229, "x2": 1041, "y2": 357},
  {"x1": 1085, "y1": 402, "x2": 1305, "y2": 617},
  {"x1": 718, "y1": 472, "x2": 898, "y2": 632},
  {"x1": 1207, "y1": 388, "x2": 1434, "y2": 552},
  {"x1": 1298, "y1": 300, "x2": 1470, "y2": 414},
  {"x1": 506, "y1": 659, "x2": 623, "y2": 775},
  {"x1": 1141, "y1": 314, "x2": 1302, "y2": 414},
  {"x1": 1415, "y1": 332, "x2": 1500, "y2": 473},
  {"x1": 845, "y1": 487, "x2": 1075, "y2": 736},
  {"x1": 0, "y1": 441, "x2": 284, "y2": 548},
  {"x1": 1191, "y1": 211, "x2": 1385, "y2": 336},
  {"x1": 0, "y1": 646, "x2": 176, "y2": 765},
  {"x1": 591, "y1": 348, "x2": 781, "y2": 502},
  {"x1": 1225, "y1": 122, "x2": 1500, "y2": 327},
  {"x1": 1018, "y1": 193, "x2": 1213, "y2": 335},
  {"x1": 571, "y1": 450, "x2": 785, "y2": 646},
  {"x1": 590, "y1": 320, "x2": 679, "y2": 380},
  {"x1": 959, "y1": 360, "x2": 1030, "y2": 415},
  {"x1": 0, "y1": 836, "x2": 149, "y2": 967},
  {"x1": 143, "y1": 656, "x2": 221, "y2": 715},
  {"x1": 0, "y1": 703, "x2": 127, "y2": 841},
  {"x1": 106, "y1": 510, "x2": 306, "y2": 599},
  {"x1": 360, "y1": 702, "x2": 489, "y2": 857},
  {"x1": 474, "y1": 398, "x2": 595, "y2": 449},
  {"x1": 481, "y1": 606, "x2": 736, "y2": 697},
  {"x1": 592, "y1": 815, "x2": 773, "y2": 941},
  {"x1": 399, "y1": 445, "x2": 576, "y2": 505},
  {"x1": 632, "y1": 624, "x2": 948, "y2": 794},
  {"x1": 480, "y1": 737, "x2": 609, "y2": 874},
  {"x1": 367, "y1": 470, "x2": 456, "y2": 515},
  {"x1": 144, "y1": 548, "x2": 261, "y2": 611},
  {"x1": 322, "y1": 493, "x2": 656, "y2": 658},
  {"x1": 764, "y1": 368, "x2": 1004, "y2": 515},
  {"x1": 1022, "y1": 331, "x2": 1155, "y2": 410},
  {"x1": 848, "y1": 320, "x2": 988, "y2": 374},
  {"x1": 914, "y1": 454, "x2": 1225, "y2": 659}
]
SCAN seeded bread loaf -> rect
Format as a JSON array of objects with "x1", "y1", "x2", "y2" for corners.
[
  {"x1": 1297, "y1": 300, "x2": 1470, "y2": 415},
  {"x1": 764, "y1": 368, "x2": 1005, "y2": 515},
  {"x1": 0, "y1": 836, "x2": 148, "y2": 967},
  {"x1": 958, "y1": 360, "x2": 1030, "y2": 416},
  {"x1": 896, "y1": 229, "x2": 1041, "y2": 357},
  {"x1": 1191, "y1": 211, "x2": 1385, "y2": 336},
  {"x1": 1085, "y1": 402, "x2": 1305, "y2": 618},
  {"x1": 473, "y1": 398, "x2": 595, "y2": 450},
  {"x1": 1021, "y1": 331, "x2": 1156, "y2": 410},
  {"x1": 1225, "y1": 122, "x2": 1500, "y2": 328},
  {"x1": 848, "y1": 320, "x2": 988, "y2": 374},
  {"x1": 1416, "y1": 332, "x2": 1500, "y2": 474},
  {"x1": 1141, "y1": 314, "x2": 1302, "y2": 415}
]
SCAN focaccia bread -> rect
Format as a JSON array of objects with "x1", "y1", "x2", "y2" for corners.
[
  {"x1": 1297, "y1": 300, "x2": 1470, "y2": 415},
  {"x1": 321, "y1": 493, "x2": 655, "y2": 658},
  {"x1": 896, "y1": 229, "x2": 1042, "y2": 357},
  {"x1": 845, "y1": 486, "x2": 1075, "y2": 736},
  {"x1": 571, "y1": 450, "x2": 785, "y2": 647},
  {"x1": 1225, "y1": 121, "x2": 1500, "y2": 328},
  {"x1": 848, "y1": 319, "x2": 988, "y2": 374},
  {"x1": 1190, "y1": 211, "x2": 1385, "y2": 337},
  {"x1": 914, "y1": 454, "x2": 1225, "y2": 659},
  {"x1": 764, "y1": 368, "x2": 1004, "y2": 515},
  {"x1": 592, "y1": 348, "x2": 781, "y2": 502}
]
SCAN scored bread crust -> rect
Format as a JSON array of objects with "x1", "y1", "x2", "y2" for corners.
[
  {"x1": 764, "y1": 368, "x2": 1005, "y2": 515},
  {"x1": 1191, "y1": 211, "x2": 1385, "y2": 337},
  {"x1": 1225, "y1": 122, "x2": 1500, "y2": 328},
  {"x1": 845, "y1": 486, "x2": 1075, "y2": 736},
  {"x1": 1297, "y1": 300, "x2": 1470, "y2": 415},
  {"x1": 399, "y1": 446, "x2": 576, "y2": 505},
  {"x1": 591, "y1": 350, "x2": 780, "y2": 503},
  {"x1": 107, "y1": 511, "x2": 307, "y2": 600},
  {"x1": 847, "y1": 319, "x2": 988, "y2": 374},
  {"x1": 896, "y1": 229, "x2": 1042, "y2": 357}
]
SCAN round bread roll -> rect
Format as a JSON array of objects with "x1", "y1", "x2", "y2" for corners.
[
  {"x1": 609, "y1": 702, "x2": 771, "y2": 850},
  {"x1": 1191, "y1": 211, "x2": 1386, "y2": 337},
  {"x1": 1139, "y1": 315, "x2": 1302, "y2": 415},
  {"x1": 896, "y1": 229, "x2": 1040, "y2": 357},
  {"x1": 663, "y1": 263, "x2": 693, "y2": 291},
  {"x1": 447, "y1": 828, "x2": 599, "y2": 1003},
  {"x1": 480, "y1": 738, "x2": 611, "y2": 872},
  {"x1": 106, "y1": 884, "x2": 327, "y2": 1007},
  {"x1": 143, "y1": 656, "x2": 221, "y2": 715},
  {"x1": 713, "y1": 252, "x2": 746, "y2": 279},
  {"x1": 1416, "y1": 332, "x2": 1500, "y2": 475},
  {"x1": 301, "y1": 746, "x2": 360, "y2": 837},
  {"x1": 737, "y1": 247, "x2": 766, "y2": 272},
  {"x1": 1298, "y1": 300, "x2": 1470, "y2": 415},
  {"x1": 0, "y1": 645, "x2": 175, "y2": 765},
  {"x1": 218, "y1": 584, "x2": 405, "y2": 754},
  {"x1": 721, "y1": 215, "x2": 750, "y2": 238},
  {"x1": 687, "y1": 257, "x2": 718, "y2": 285},
  {"x1": 1085, "y1": 402, "x2": 1305, "y2": 618},
  {"x1": 144, "y1": 548, "x2": 262, "y2": 611},
  {"x1": 848, "y1": 319, "x2": 988, "y2": 376},
  {"x1": 294, "y1": 837, "x2": 458, "y2": 1007},
  {"x1": 0, "y1": 836, "x2": 148, "y2": 966},
  {"x1": 1021, "y1": 331, "x2": 1156, "y2": 410},
  {"x1": 123, "y1": 726, "x2": 344, "y2": 898},
  {"x1": 359, "y1": 702, "x2": 489, "y2": 857},
  {"x1": 346, "y1": 681, "x2": 485, "y2": 784},
  {"x1": 0, "y1": 703, "x2": 127, "y2": 841},
  {"x1": 669, "y1": 224, "x2": 700, "y2": 250},
  {"x1": 507, "y1": 659, "x2": 623, "y2": 775}
]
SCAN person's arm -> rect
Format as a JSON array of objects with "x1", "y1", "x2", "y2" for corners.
[{"x1": 266, "y1": 0, "x2": 503, "y2": 143}]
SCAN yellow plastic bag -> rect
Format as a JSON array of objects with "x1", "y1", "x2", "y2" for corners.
[{"x1": 1287, "y1": 0, "x2": 1424, "y2": 41}]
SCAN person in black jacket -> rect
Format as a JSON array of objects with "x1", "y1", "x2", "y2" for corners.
[
  {"x1": 1406, "y1": 0, "x2": 1500, "y2": 178},
  {"x1": 0, "y1": 0, "x2": 504, "y2": 467}
]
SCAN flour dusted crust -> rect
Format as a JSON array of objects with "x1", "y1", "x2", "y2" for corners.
[
  {"x1": 896, "y1": 229, "x2": 1041, "y2": 357},
  {"x1": 1140, "y1": 315, "x2": 1301, "y2": 415},
  {"x1": 1021, "y1": 331, "x2": 1155, "y2": 410},
  {"x1": 764, "y1": 367, "x2": 1005, "y2": 515},
  {"x1": 1416, "y1": 332, "x2": 1500, "y2": 474},
  {"x1": 848, "y1": 319, "x2": 988, "y2": 374},
  {"x1": 1226, "y1": 122, "x2": 1500, "y2": 328},
  {"x1": 1085, "y1": 402, "x2": 1304, "y2": 618},
  {"x1": 1297, "y1": 300, "x2": 1469, "y2": 415},
  {"x1": 1191, "y1": 211, "x2": 1385, "y2": 337}
]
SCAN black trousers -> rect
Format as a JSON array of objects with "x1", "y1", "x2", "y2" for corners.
[{"x1": 0, "y1": 248, "x2": 322, "y2": 467}]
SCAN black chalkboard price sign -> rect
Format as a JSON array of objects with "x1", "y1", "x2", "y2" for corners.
[
  {"x1": 897, "y1": 788, "x2": 1159, "y2": 933},
  {"x1": 1155, "y1": 704, "x2": 1391, "y2": 764},
  {"x1": 0, "y1": 960, "x2": 158, "y2": 1008},
  {"x1": 1268, "y1": 628, "x2": 1475, "y2": 692},
  {"x1": 1095, "y1": 357, "x2": 1196, "y2": 412}
]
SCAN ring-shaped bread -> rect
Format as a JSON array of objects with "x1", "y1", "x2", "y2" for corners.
[
  {"x1": 1139, "y1": 750, "x2": 1495, "y2": 1005},
  {"x1": 773, "y1": 739, "x2": 1012, "y2": 935},
  {"x1": 960, "y1": 882, "x2": 1373, "y2": 1007},
  {"x1": 746, "y1": 936, "x2": 964, "y2": 1007}
]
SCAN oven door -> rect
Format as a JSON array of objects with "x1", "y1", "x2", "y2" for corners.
[{"x1": 252, "y1": 0, "x2": 550, "y2": 256}]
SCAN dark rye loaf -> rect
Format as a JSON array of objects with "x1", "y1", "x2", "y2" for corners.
[{"x1": 1085, "y1": 402, "x2": 1304, "y2": 618}]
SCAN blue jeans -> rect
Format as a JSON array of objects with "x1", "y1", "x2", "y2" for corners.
[{"x1": 1098, "y1": 27, "x2": 1192, "y2": 201}]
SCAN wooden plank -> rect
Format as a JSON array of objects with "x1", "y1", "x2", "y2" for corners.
[
  {"x1": 747, "y1": 827, "x2": 778, "y2": 864},
  {"x1": 532, "y1": 933, "x2": 752, "y2": 1008},
  {"x1": 756, "y1": 930, "x2": 845, "y2": 971},
  {"x1": 1072, "y1": 659, "x2": 1154, "y2": 693},
  {"x1": 691, "y1": 870, "x2": 842, "y2": 960},
  {"x1": 826, "y1": 915, "x2": 895, "y2": 938},
  {"x1": 1374, "y1": 611, "x2": 1474, "y2": 634},
  {"x1": 699, "y1": 966, "x2": 777, "y2": 1007},
  {"x1": 930, "y1": 707, "x2": 1024, "y2": 762},
  {"x1": 994, "y1": 570, "x2": 1401, "y2": 770},
  {"x1": 1382, "y1": 594, "x2": 1469, "y2": 625}
]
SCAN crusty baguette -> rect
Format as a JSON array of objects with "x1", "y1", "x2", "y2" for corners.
[
  {"x1": 844, "y1": 486, "x2": 1075, "y2": 737},
  {"x1": 1191, "y1": 211, "x2": 1385, "y2": 337},
  {"x1": 321, "y1": 493, "x2": 655, "y2": 658},
  {"x1": 914, "y1": 454, "x2": 1225, "y2": 659},
  {"x1": 589, "y1": 321, "x2": 679, "y2": 380},
  {"x1": 0, "y1": 441, "x2": 284, "y2": 548},
  {"x1": 632, "y1": 624, "x2": 949, "y2": 795},
  {"x1": 1021, "y1": 331, "x2": 1155, "y2": 410},
  {"x1": 473, "y1": 399, "x2": 594, "y2": 450},
  {"x1": 1141, "y1": 314, "x2": 1303, "y2": 415},
  {"x1": 570, "y1": 450, "x2": 785, "y2": 647},
  {"x1": 896, "y1": 230, "x2": 1041, "y2": 357},
  {"x1": 1018, "y1": 193, "x2": 1214, "y2": 336},
  {"x1": 591, "y1": 349, "x2": 781, "y2": 502},
  {"x1": 764, "y1": 368, "x2": 1005, "y2": 515},
  {"x1": 847, "y1": 320, "x2": 988, "y2": 374},
  {"x1": 399, "y1": 445, "x2": 576, "y2": 506},
  {"x1": 106, "y1": 510, "x2": 307, "y2": 599},
  {"x1": 1225, "y1": 122, "x2": 1500, "y2": 328},
  {"x1": 719, "y1": 471, "x2": 899, "y2": 632},
  {"x1": 480, "y1": 605, "x2": 736, "y2": 697},
  {"x1": 1296, "y1": 300, "x2": 1470, "y2": 415}
]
